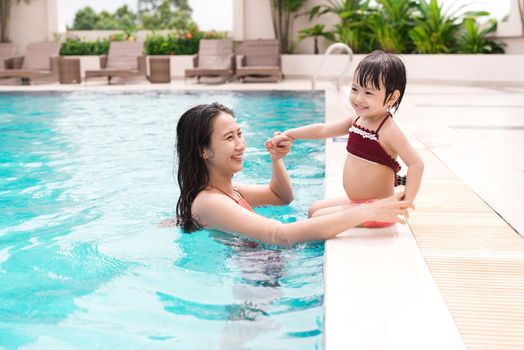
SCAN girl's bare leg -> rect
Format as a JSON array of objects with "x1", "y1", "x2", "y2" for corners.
[{"x1": 308, "y1": 195, "x2": 357, "y2": 218}]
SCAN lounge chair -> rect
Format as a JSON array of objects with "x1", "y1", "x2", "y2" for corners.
[
  {"x1": 0, "y1": 43, "x2": 16, "y2": 69},
  {"x1": 85, "y1": 41, "x2": 146, "y2": 84},
  {"x1": 235, "y1": 39, "x2": 282, "y2": 82},
  {"x1": 0, "y1": 42, "x2": 59, "y2": 85},
  {"x1": 185, "y1": 39, "x2": 235, "y2": 83}
]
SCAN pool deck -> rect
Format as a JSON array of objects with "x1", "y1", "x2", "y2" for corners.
[
  {"x1": 2, "y1": 78, "x2": 523, "y2": 349},
  {"x1": 324, "y1": 82, "x2": 524, "y2": 350}
]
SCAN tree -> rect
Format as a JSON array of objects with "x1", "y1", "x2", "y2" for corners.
[
  {"x1": 138, "y1": 0, "x2": 196, "y2": 30},
  {"x1": 113, "y1": 5, "x2": 138, "y2": 31},
  {"x1": 94, "y1": 11, "x2": 121, "y2": 30},
  {"x1": 0, "y1": 0, "x2": 32, "y2": 42},
  {"x1": 269, "y1": 0, "x2": 308, "y2": 53},
  {"x1": 72, "y1": 6, "x2": 98, "y2": 30},
  {"x1": 138, "y1": 0, "x2": 191, "y2": 13},
  {"x1": 71, "y1": 5, "x2": 138, "y2": 31}
]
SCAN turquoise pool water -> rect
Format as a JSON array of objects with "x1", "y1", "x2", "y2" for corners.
[{"x1": 0, "y1": 91, "x2": 325, "y2": 349}]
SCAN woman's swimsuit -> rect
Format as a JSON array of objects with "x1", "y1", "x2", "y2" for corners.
[
  {"x1": 211, "y1": 186, "x2": 254, "y2": 212},
  {"x1": 346, "y1": 113, "x2": 401, "y2": 228}
]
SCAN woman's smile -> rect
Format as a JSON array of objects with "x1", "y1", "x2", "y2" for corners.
[{"x1": 232, "y1": 153, "x2": 243, "y2": 162}]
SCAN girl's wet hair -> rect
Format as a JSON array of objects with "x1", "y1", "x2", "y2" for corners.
[
  {"x1": 354, "y1": 50, "x2": 406, "y2": 112},
  {"x1": 175, "y1": 102, "x2": 234, "y2": 232}
]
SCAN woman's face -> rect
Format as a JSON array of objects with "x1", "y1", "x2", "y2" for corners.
[{"x1": 203, "y1": 112, "x2": 246, "y2": 176}]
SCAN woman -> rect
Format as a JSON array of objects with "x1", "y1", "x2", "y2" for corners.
[{"x1": 175, "y1": 102, "x2": 413, "y2": 246}]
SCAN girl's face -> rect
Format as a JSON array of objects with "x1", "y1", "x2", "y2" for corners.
[
  {"x1": 203, "y1": 112, "x2": 246, "y2": 176},
  {"x1": 349, "y1": 76, "x2": 393, "y2": 120}
]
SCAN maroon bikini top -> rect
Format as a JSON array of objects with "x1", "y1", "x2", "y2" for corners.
[
  {"x1": 211, "y1": 186, "x2": 254, "y2": 212},
  {"x1": 346, "y1": 113, "x2": 401, "y2": 173}
]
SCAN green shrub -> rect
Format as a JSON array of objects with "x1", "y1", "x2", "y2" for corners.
[
  {"x1": 302, "y1": 0, "x2": 505, "y2": 54},
  {"x1": 144, "y1": 30, "x2": 227, "y2": 55},
  {"x1": 368, "y1": 0, "x2": 417, "y2": 53},
  {"x1": 408, "y1": 0, "x2": 462, "y2": 53},
  {"x1": 60, "y1": 37, "x2": 111, "y2": 56},
  {"x1": 457, "y1": 16, "x2": 506, "y2": 53}
]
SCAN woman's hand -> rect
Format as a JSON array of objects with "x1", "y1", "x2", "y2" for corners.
[
  {"x1": 265, "y1": 132, "x2": 292, "y2": 161},
  {"x1": 266, "y1": 131, "x2": 295, "y2": 148},
  {"x1": 362, "y1": 192, "x2": 414, "y2": 224}
]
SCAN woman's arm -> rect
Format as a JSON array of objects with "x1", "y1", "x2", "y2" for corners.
[
  {"x1": 237, "y1": 136, "x2": 293, "y2": 207},
  {"x1": 237, "y1": 159, "x2": 293, "y2": 207},
  {"x1": 193, "y1": 192, "x2": 412, "y2": 247}
]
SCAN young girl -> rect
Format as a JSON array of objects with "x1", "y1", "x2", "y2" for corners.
[
  {"x1": 268, "y1": 50, "x2": 424, "y2": 227},
  {"x1": 173, "y1": 102, "x2": 413, "y2": 246}
]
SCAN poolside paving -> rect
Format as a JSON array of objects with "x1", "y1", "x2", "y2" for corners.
[
  {"x1": 401, "y1": 84, "x2": 524, "y2": 349},
  {"x1": 324, "y1": 82, "x2": 524, "y2": 350}
]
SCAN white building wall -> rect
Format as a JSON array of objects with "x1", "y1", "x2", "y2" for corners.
[
  {"x1": 243, "y1": 0, "x2": 274, "y2": 40},
  {"x1": 9, "y1": 0, "x2": 48, "y2": 54},
  {"x1": 9, "y1": 0, "x2": 64, "y2": 55},
  {"x1": 232, "y1": 0, "x2": 245, "y2": 40}
]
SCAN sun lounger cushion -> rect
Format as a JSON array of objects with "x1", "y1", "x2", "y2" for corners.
[{"x1": 21, "y1": 42, "x2": 59, "y2": 70}]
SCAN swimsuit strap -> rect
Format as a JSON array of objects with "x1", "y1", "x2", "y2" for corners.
[
  {"x1": 210, "y1": 185, "x2": 254, "y2": 212},
  {"x1": 232, "y1": 188, "x2": 245, "y2": 200},
  {"x1": 209, "y1": 185, "x2": 240, "y2": 202},
  {"x1": 375, "y1": 112, "x2": 392, "y2": 135}
]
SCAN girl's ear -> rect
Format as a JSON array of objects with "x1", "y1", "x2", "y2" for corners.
[{"x1": 387, "y1": 90, "x2": 401, "y2": 107}]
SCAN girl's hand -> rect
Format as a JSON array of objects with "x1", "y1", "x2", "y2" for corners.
[
  {"x1": 362, "y1": 192, "x2": 414, "y2": 224},
  {"x1": 265, "y1": 132, "x2": 292, "y2": 160},
  {"x1": 265, "y1": 131, "x2": 295, "y2": 149}
]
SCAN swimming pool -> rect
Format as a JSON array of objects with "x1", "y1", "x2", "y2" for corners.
[{"x1": 0, "y1": 91, "x2": 326, "y2": 349}]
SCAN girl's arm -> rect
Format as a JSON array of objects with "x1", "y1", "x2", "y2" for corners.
[
  {"x1": 269, "y1": 116, "x2": 353, "y2": 146},
  {"x1": 193, "y1": 192, "x2": 412, "y2": 247},
  {"x1": 383, "y1": 125, "x2": 424, "y2": 203},
  {"x1": 285, "y1": 116, "x2": 352, "y2": 139}
]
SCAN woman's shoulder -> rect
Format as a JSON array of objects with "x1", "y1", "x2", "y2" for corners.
[
  {"x1": 192, "y1": 188, "x2": 216, "y2": 210},
  {"x1": 192, "y1": 188, "x2": 236, "y2": 214},
  {"x1": 191, "y1": 187, "x2": 263, "y2": 233},
  {"x1": 191, "y1": 189, "x2": 225, "y2": 227}
]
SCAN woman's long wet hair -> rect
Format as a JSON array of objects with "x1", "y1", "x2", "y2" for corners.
[
  {"x1": 175, "y1": 102, "x2": 235, "y2": 232},
  {"x1": 354, "y1": 50, "x2": 406, "y2": 112}
]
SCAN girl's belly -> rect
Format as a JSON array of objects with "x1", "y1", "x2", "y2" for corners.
[{"x1": 343, "y1": 154, "x2": 395, "y2": 201}]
